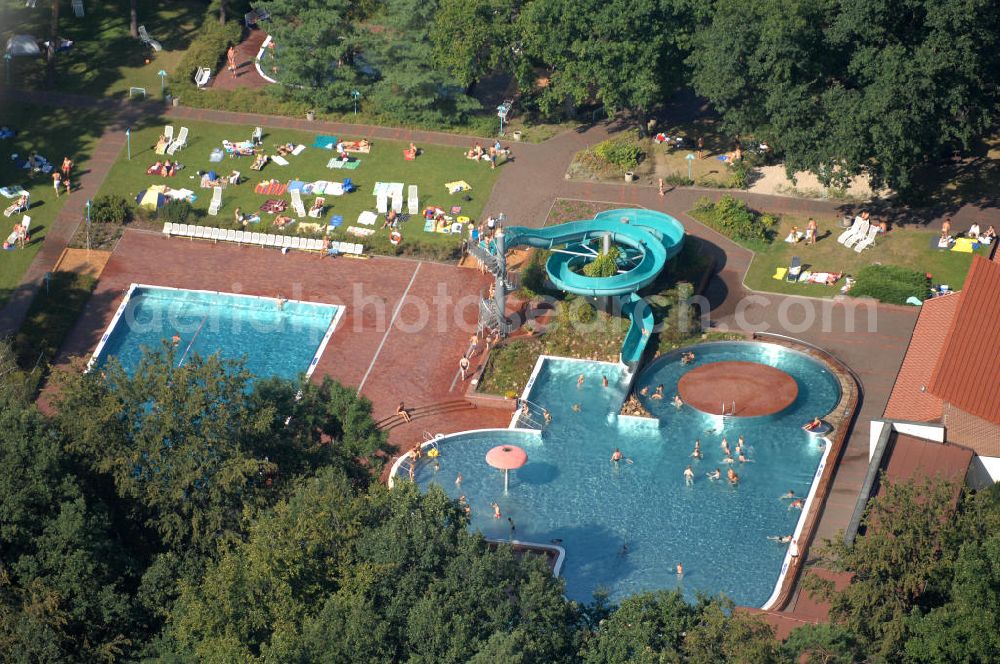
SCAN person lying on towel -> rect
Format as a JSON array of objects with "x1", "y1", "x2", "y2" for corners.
[{"x1": 251, "y1": 153, "x2": 268, "y2": 170}]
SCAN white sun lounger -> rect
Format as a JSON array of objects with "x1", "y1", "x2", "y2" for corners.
[
  {"x1": 407, "y1": 185, "x2": 418, "y2": 215},
  {"x1": 225, "y1": 229, "x2": 237, "y2": 243},
  {"x1": 162, "y1": 222, "x2": 173, "y2": 236},
  {"x1": 853, "y1": 226, "x2": 880, "y2": 252},
  {"x1": 164, "y1": 125, "x2": 174, "y2": 144},
  {"x1": 391, "y1": 191, "x2": 402, "y2": 214},
  {"x1": 843, "y1": 222, "x2": 870, "y2": 248},
  {"x1": 376, "y1": 192, "x2": 388, "y2": 214},
  {"x1": 208, "y1": 187, "x2": 222, "y2": 215},
  {"x1": 837, "y1": 217, "x2": 864, "y2": 245},
  {"x1": 191, "y1": 225, "x2": 206, "y2": 239},
  {"x1": 167, "y1": 126, "x2": 188, "y2": 155},
  {"x1": 271, "y1": 155, "x2": 289, "y2": 166},
  {"x1": 138, "y1": 25, "x2": 162, "y2": 52},
  {"x1": 290, "y1": 188, "x2": 306, "y2": 217}
]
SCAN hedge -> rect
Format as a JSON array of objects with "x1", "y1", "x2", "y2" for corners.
[{"x1": 173, "y1": 18, "x2": 242, "y2": 95}]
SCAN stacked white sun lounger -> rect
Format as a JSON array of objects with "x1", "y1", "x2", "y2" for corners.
[
  {"x1": 161, "y1": 222, "x2": 365, "y2": 255},
  {"x1": 837, "y1": 216, "x2": 870, "y2": 249}
]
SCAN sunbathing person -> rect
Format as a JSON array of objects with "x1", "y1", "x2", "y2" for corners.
[
  {"x1": 803, "y1": 416, "x2": 823, "y2": 431},
  {"x1": 154, "y1": 134, "x2": 170, "y2": 154},
  {"x1": 251, "y1": 152, "x2": 269, "y2": 170},
  {"x1": 4, "y1": 194, "x2": 29, "y2": 217},
  {"x1": 200, "y1": 170, "x2": 222, "y2": 187},
  {"x1": 309, "y1": 198, "x2": 324, "y2": 216},
  {"x1": 382, "y1": 209, "x2": 399, "y2": 229},
  {"x1": 273, "y1": 214, "x2": 293, "y2": 228},
  {"x1": 276, "y1": 142, "x2": 295, "y2": 156},
  {"x1": 147, "y1": 161, "x2": 163, "y2": 175},
  {"x1": 161, "y1": 160, "x2": 178, "y2": 177}
]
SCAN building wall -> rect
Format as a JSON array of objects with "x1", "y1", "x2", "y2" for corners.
[{"x1": 967, "y1": 455, "x2": 1000, "y2": 489}]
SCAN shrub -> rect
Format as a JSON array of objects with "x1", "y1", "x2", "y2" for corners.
[
  {"x1": 851, "y1": 265, "x2": 926, "y2": 305},
  {"x1": 90, "y1": 194, "x2": 132, "y2": 225},
  {"x1": 727, "y1": 160, "x2": 755, "y2": 189},
  {"x1": 593, "y1": 132, "x2": 644, "y2": 171},
  {"x1": 159, "y1": 199, "x2": 191, "y2": 224},
  {"x1": 692, "y1": 195, "x2": 776, "y2": 246},
  {"x1": 582, "y1": 246, "x2": 620, "y2": 278},
  {"x1": 662, "y1": 173, "x2": 694, "y2": 187}
]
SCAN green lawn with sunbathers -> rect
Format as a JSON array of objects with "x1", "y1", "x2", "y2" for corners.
[
  {"x1": 95, "y1": 118, "x2": 504, "y2": 256},
  {"x1": 739, "y1": 215, "x2": 988, "y2": 297},
  {"x1": 0, "y1": 104, "x2": 107, "y2": 303}
]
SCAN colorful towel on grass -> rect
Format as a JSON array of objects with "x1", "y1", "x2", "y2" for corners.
[
  {"x1": 313, "y1": 135, "x2": 338, "y2": 149},
  {"x1": 346, "y1": 226, "x2": 375, "y2": 237},
  {"x1": 952, "y1": 237, "x2": 977, "y2": 253},
  {"x1": 326, "y1": 157, "x2": 361, "y2": 169},
  {"x1": 423, "y1": 218, "x2": 460, "y2": 234},
  {"x1": 255, "y1": 180, "x2": 287, "y2": 196},
  {"x1": 444, "y1": 180, "x2": 471, "y2": 194},
  {"x1": 328, "y1": 214, "x2": 344, "y2": 228},
  {"x1": 342, "y1": 141, "x2": 371, "y2": 154},
  {"x1": 287, "y1": 180, "x2": 305, "y2": 192},
  {"x1": 450, "y1": 205, "x2": 462, "y2": 214},
  {"x1": 260, "y1": 199, "x2": 287, "y2": 214}
]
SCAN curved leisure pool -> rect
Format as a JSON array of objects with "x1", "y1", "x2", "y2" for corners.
[{"x1": 401, "y1": 342, "x2": 840, "y2": 607}]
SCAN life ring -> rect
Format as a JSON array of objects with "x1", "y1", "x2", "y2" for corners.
[{"x1": 389, "y1": 230, "x2": 402, "y2": 245}]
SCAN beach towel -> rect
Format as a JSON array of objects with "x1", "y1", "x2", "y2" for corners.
[
  {"x1": 254, "y1": 180, "x2": 287, "y2": 196},
  {"x1": 347, "y1": 226, "x2": 375, "y2": 237},
  {"x1": 951, "y1": 237, "x2": 976, "y2": 253},
  {"x1": 342, "y1": 159, "x2": 360, "y2": 170},
  {"x1": 804, "y1": 272, "x2": 841, "y2": 285},
  {"x1": 287, "y1": 180, "x2": 305, "y2": 192},
  {"x1": 209, "y1": 148, "x2": 224, "y2": 163},
  {"x1": 328, "y1": 214, "x2": 344, "y2": 228},
  {"x1": 327, "y1": 158, "x2": 345, "y2": 169},
  {"x1": 324, "y1": 182, "x2": 345, "y2": 196},
  {"x1": 357, "y1": 210, "x2": 378, "y2": 226},
  {"x1": 445, "y1": 180, "x2": 471, "y2": 194},
  {"x1": 136, "y1": 187, "x2": 166, "y2": 210},
  {"x1": 165, "y1": 188, "x2": 196, "y2": 202},
  {"x1": 312, "y1": 135, "x2": 337, "y2": 149},
  {"x1": 423, "y1": 217, "x2": 456, "y2": 234},
  {"x1": 0, "y1": 186, "x2": 28, "y2": 199},
  {"x1": 342, "y1": 140, "x2": 370, "y2": 153},
  {"x1": 271, "y1": 155, "x2": 289, "y2": 166},
  {"x1": 260, "y1": 199, "x2": 287, "y2": 214},
  {"x1": 450, "y1": 205, "x2": 462, "y2": 214},
  {"x1": 771, "y1": 267, "x2": 787, "y2": 281},
  {"x1": 291, "y1": 144, "x2": 306, "y2": 156}
]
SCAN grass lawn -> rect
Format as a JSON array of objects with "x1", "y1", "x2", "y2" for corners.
[
  {"x1": 705, "y1": 213, "x2": 989, "y2": 298},
  {"x1": 0, "y1": 103, "x2": 106, "y2": 301},
  {"x1": 4, "y1": 0, "x2": 206, "y2": 99},
  {"x1": 94, "y1": 118, "x2": 503, "y2": 258}
]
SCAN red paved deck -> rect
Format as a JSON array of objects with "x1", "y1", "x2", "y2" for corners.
[
  {"x1": 56, "y1": 230, "x2": 511, "y2": 448},
  {"x1": 678, "y1": 361, "x2": 798, "y2": 416}
]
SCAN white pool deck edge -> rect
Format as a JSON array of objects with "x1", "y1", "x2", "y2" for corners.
[{"x1": 87, "y1": 283, "x2": 344, "y2": 380}]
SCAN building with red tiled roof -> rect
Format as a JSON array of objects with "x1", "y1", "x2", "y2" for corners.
[{"x1": 880, "y1": 256, "x2": 1000, "y2": 485}]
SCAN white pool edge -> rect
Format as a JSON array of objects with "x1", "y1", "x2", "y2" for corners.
[
  {"x1": 87, "y1": 283, "x2": 343, "y2": 379},
  {"x1": 760, "y1": 433, "x2": 832, "y2": 610},
  {"x1": 510, "y1": 354, "x2": 627, "y2": 429}
]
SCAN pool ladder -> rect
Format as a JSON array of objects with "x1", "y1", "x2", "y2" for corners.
[{"x1": 722, "y1": 401, "x2": 736, "y2": 416}]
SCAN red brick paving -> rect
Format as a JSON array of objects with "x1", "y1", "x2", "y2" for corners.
[
  {"x1": 57, "y1": 231, "x2": 511, "y2": 447},
  {"x1": 206, "y1": 29, "x2": 270, "y2": 91},
  {"x1": 678, "y1": 361, "x2": 798, "y2": 417}
]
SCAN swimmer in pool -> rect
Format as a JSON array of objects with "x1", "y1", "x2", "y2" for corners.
[
  {"x1": 455, "y1": 473, "x2": 463, "y2": 486},
  {"x1": 789, "y1": 499, "x2": 804, "y2": 510},
  {"x1": 491, "y1": 502, "x2": 501, "y2": 519},
  {"x1": 572, "y1": 403, "x2": 581, "y2": 412},
  {"x1": 727, "y1": 468, "x2": 739, "y2": 485},
  {"x1": 651, "y1": 385, "x2": 664, "y2": 399},
  {"x1": 738, "y1": 453, "x2": 748, "y2": 463},
  {"x1": 780, "y1": 490, "x2": 795, "y2": 500},
  {"x1": 577, "y1": 374, "x2": 585, "y2": 388},
  {"x1": 768, "y1": 535, "x2": 793, "y2": 543},
  {"x1": 673, "y1": 395, "x2": 683, "y2": 408},
  {"x1": 543, "y1": 409, "x2": 552, "y2": 424},
  {"x1": 707, "y1": 468, "x2": 721, "y2": 480},
  {"x1": 640, "y1": 386, "x2": 649, "y2": 396},
  {"x1": 684, "y1": 465, "x2": 694, "y2": 485},
  {"x1": 804, "y1": 416, "x2": 822, "y2": 431},
  {"x1": 602, "y1": 375, "x2": 609, "y2": 387},
  {"x1": 611, "y1": 448, "x2": 624, "y2": 462},
  {"x1": 691, "y1": 440, "x2": 702, "y2": 459},
  {"x1": 171, "y1": 333, "x2": 181, "y2": 346},
  {"x1": 722, "y1": 455, "x2": 735, "y2": 464},
  {"x1": 676, "y1": 563, "x2": 684, "y2": 576}
]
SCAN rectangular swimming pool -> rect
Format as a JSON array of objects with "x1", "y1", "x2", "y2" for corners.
[{"x1": 90, "y1": 285, "x2": 343, "y2": 380}]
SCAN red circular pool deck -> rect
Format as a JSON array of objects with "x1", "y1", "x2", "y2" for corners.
[{"x1": 677, "y1": 361, "x2": 798, "y2": 417}]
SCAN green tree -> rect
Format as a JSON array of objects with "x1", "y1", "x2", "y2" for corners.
[
  {"x1": 805, "y1": 477, "x2": 961, "y2": 660},
  {"x1": 165, "y1": 479, "x2": 578, "y2": 662},
  {"x1": 361, "y1": 0, "x2": 480, "y2": 125},
  {"x1": 681, "y1": 600, "x2": 781, "y2": 664},
  {"x1": 782, "y1": 623, "x2": 866, "y2": 664},
  {"x1": 517, "y1": 0, "x2": 691, "y2": 121},
  {"x1": 0, "y1": 397, "x2": 141, "y2": 661},
  {"x1": 256, "y1": 0, "x2": 366, "y2": 112},
  {"x1": 580, "y1": 590, "x2": 701, "y2": 663},
  {"x1": 688, "y1": 0, "x2": 1000, "y2": 193},
  {"x1": 431, "y1": 0, "x2": 516, "y2": 92},
  {"x1": 904, "y1": 535, "x2": 1000, "y2": 663}
]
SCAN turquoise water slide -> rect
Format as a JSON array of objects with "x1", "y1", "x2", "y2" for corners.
[{"x1": 503, "y1": 209, "x2": 684, "y2": 366}]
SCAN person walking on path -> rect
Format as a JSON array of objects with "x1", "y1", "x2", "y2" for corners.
[
  {"x1": 227, "y1": 45, "x2": 237, "y2": 77},
  {"x1": 459, "y1": 355, "x2": 470, "y2": 381},
  {"x1": 60, "y1": 156, "x2": 72, "y2": 178},
  {"x1": 52, "y1": 171, "x2": 62, "y2": 197}
]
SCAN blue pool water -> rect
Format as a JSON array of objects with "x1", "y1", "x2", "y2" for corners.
[
  {"x1": 407, "y1": 343, "x2": 840, "y2": 606},
  {"x1": 93, "y1": 286, "x2": 340, "y2": 380}
]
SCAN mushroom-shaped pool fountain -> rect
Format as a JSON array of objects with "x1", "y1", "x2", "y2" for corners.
[{"x1": 485, "y1": 444, "x2": 528, "y2": 492}]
